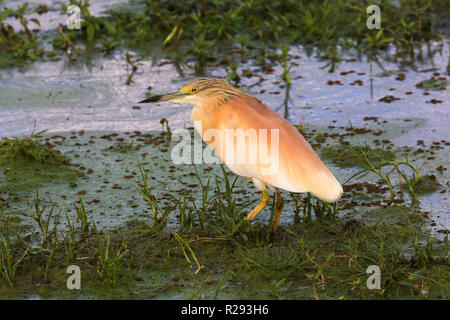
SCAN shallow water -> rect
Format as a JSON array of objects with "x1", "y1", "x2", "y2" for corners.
[{"x1": 0, "y1": 2, "x2": 449, "y2": 232}]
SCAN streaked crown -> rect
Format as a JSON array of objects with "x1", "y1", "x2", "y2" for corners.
[{"x1": 179, "y1": 78, "x2": 240, "y2": 96}]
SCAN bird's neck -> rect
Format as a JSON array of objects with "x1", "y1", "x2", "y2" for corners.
[
  {"x1": 189, "y1": 93, "x2": 246, "y2": 136},
  {"x1": 189, "y1": 98, "x2": 222, "y2": 137}
]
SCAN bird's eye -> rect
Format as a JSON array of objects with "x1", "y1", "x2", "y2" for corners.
[{"x1": 192, "y1": 88, "x2": 197, "y2": 93}]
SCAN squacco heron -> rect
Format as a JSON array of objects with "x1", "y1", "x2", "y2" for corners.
[{"x1": 139, "y1": 78, "x2": 342, "y2": 232}]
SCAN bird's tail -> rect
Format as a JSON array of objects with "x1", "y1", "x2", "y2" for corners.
[{"x1": 308, "y1": 170, "x2": 343, "y2": 203}]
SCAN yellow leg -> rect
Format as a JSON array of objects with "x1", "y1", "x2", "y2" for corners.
[
  {"x1": 271, "y1": 191, "x2": 284, "y2": 233},
  {"x1": 245, "y1": 190, "x2": 270, "y2": 221}
]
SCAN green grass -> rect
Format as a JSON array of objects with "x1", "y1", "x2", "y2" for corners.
[{"x1": 1, "y1": 206, "x2": 447, "y2": 299}]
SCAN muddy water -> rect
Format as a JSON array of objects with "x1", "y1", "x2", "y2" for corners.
[{"x1": 0, "y1": 2, "x2": 449, "y2": 231}]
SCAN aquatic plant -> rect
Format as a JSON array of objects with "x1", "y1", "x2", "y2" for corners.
[
  {"x1": 74, "y1": 198, "x2": 91, "y2": 234},
  {"x1": 280, "y1": 44, "x2": 293, "y2": 118},
  {"x1": 0, "y1": 2, "x2": 42, "y2": 67},
  {"x1": 24, "y1": 190, "x2": 61, "y2": 249},
  {"x1": 2, "y1": 0, "x2": 447, "y2": 72},
  {"x1": 173, "y1": 232, "x2": 204, "y2": 274},
  {"x1": 0, "y1": 130, "x2": 68, "y2": 166},
  {"x1": 62, "y1": 0, "x2": 117, "y2": 42},
  {"x1": 135, "y1": 158, "x2": 173, "y2": 229},
  {"x1": 0, "y1": 129, "x2": 81, "y2": 193},
  {"x1": 343, "y1": 134, "x2": 420, "y2": 205},
  {"x1": 95, "y1": 232, "x2": 130, "y2": 288},
  {"x1": 0, "y1": 209, "x2": 29, "y2": 288}
]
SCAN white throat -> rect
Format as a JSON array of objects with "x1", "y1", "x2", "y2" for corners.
[{"x1": 172, "y1": 94, "x2": 205, "y2": 108}]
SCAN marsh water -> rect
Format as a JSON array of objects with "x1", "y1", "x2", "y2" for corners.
[{"x1": 1, "y1": 1, "x2": 449, "y2": 234}]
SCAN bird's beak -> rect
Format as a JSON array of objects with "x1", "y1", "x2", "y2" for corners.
[{"x1": 138, "y1": 91, "x2": 186, "y2": 104}]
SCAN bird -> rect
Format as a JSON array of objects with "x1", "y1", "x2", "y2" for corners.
[{"x1": 139, "y1": 77, "x2": 342, "y2": 232}]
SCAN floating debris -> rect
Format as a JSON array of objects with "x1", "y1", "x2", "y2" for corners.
[
  {"x1": 415, "y1": 77, "x2": 448, "y2": 91},
  {"x1": 378, "y1": 95, "x2": 401, "y2": 103}
]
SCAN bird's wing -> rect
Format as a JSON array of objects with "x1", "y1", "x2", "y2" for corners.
[{"x1": 208, "y1": 95, "x2": 342, "y2": 202}]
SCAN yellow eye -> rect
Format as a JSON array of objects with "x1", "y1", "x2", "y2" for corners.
[{"x1": 192, "y1": 88, "x2": 197, "y2": 93}]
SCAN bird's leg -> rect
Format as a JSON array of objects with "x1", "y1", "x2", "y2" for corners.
[
  {"x1": 271, "y1": 191, "x2": 284, "y2": 233},
  {"x1": 245, "y1": 190, "x2": 270, "y2": 221}
]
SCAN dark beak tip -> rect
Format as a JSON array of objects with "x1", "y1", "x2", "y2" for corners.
[{"x1": 138, "y1": 95, "x2": 162, "y2": 104}]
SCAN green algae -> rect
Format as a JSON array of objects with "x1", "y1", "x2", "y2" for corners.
[
  {"x1": 0, "y1": 132, "x2": 68, "y2": 167},
  {"x1": 320, "y1": 145, "x2": 396, "y2": 168},
  {"x1": 0, "y1": 131, "x2": 81, "y2": 192}
]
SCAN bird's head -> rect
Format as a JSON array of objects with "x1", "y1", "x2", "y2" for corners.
[{"x1": 138, "y1": 77, "x2": 241, "y2": 107}]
